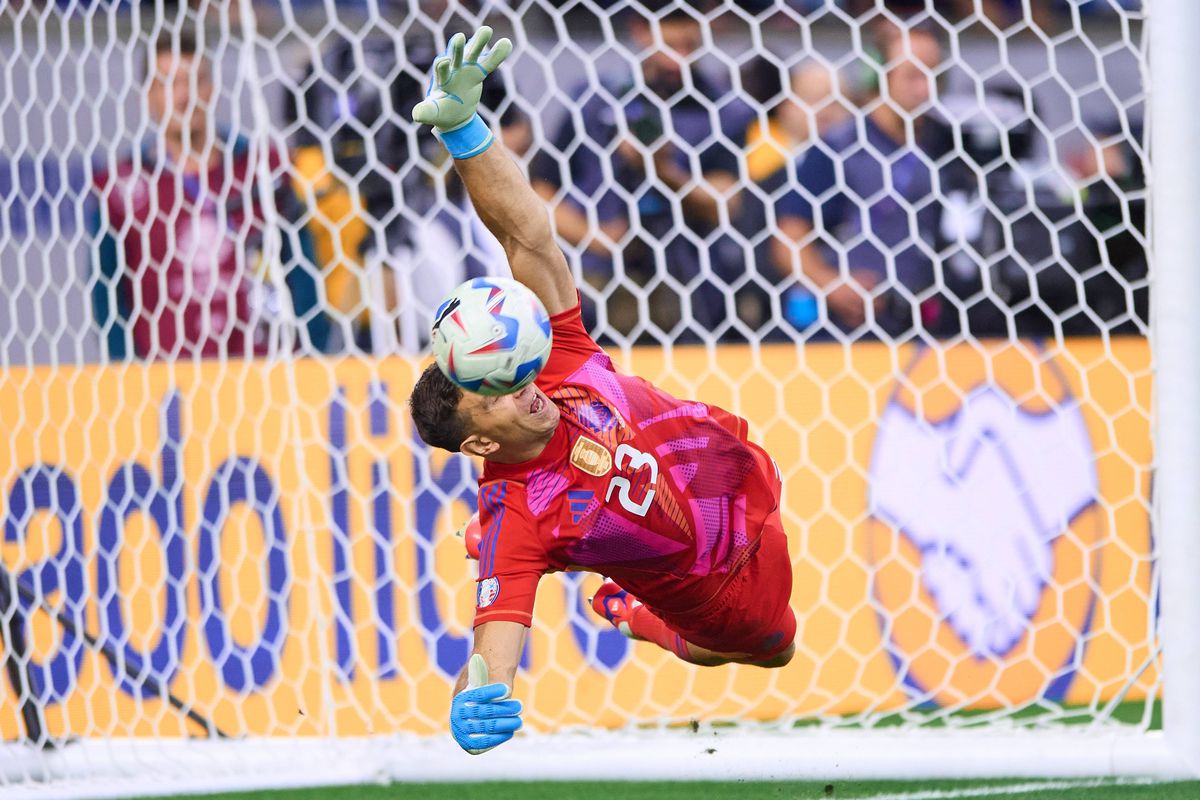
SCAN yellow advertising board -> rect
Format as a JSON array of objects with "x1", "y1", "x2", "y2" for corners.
[{"x1": 0, "y1": 338, "x2": 1155, "y2": 740}]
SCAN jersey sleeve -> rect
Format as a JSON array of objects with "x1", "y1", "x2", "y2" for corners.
[
  {"x1": 473, "y1": 480, "x2": 549, "y2": 628},
  {"x1": 534, "y1": 295, "x2": 607, "y2": 392}
]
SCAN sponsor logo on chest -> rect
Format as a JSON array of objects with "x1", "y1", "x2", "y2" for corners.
[{"x1": 570, "y1": 435, "x2": 612, "y2": 476}]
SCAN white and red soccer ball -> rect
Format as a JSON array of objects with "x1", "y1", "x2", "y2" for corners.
[{"x1": 430, "y1": 277, "x2": 553, "y2": 396}]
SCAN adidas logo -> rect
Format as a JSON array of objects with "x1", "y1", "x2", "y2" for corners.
[{"x1": 568, "y1": 490, "x2": 593, "y2": 524}]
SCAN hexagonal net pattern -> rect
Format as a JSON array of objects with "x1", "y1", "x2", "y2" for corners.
[{"x1": 0, "y1": 0, "x2": 1162, "y2": 795}]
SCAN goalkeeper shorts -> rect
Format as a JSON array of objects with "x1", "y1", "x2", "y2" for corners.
[{"x1": 660, "y1": 507, "x2": 796, "y2": 660}]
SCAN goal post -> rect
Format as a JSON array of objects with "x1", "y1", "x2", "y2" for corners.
[
  {"x1": 0, "y1": 0, "x2": 1197, "y2": 795},
  {"x1": 1149, "y1": 0, "x2": 1200, "y2": 778}
]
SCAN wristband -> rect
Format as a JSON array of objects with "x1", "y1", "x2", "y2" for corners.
[{"x1": 437, "y1": 113, "x2": 494, "y2": 159}]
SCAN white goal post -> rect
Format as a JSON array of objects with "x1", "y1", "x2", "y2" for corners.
[
  {"x1": 0, "y1": 0, "x2": 1197, "y2": 796},
  {"x1": 1148, "y1": 0, "x2": 1200, "y2": 780}
]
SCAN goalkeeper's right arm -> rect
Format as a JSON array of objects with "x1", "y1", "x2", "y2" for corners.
[
  {"x1": 412, "y1": 27, "x2": 577, "y2": 317},
  {"x1": 450, "y1": 622, "x2": 527, "y2": 754}
]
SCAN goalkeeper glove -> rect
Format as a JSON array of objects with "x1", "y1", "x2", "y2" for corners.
[
  {"x1": 412, "y1": 26, "x2": 513, "y2": 159},
  {"x1": 450, "y1": 653, "x2": 523, "y2": 754}
]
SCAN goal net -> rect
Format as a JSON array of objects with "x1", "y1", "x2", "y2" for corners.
[{"x1": 0, "y1": 0, "x2": 1190, "y2": 796}]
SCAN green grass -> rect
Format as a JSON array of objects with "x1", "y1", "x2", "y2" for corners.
[
  {"x1": 796, "y1": 699, "x2": 1163, "y2": 731},
  {"x1": 150, "y1": 778, "x2": 1200, "y2": 800}
]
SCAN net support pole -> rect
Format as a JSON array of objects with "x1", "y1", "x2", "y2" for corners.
[
  {"x1": 0, "y1": 569, "x2": 47, "y2": 748},
  {"x1": 1150, "y1": 0, "x2": 1200, "y2": 778}
]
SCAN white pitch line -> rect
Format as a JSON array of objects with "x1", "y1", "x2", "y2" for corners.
[{"x1": 840, "y1": 777, "x2": 1159, "y2": 800}]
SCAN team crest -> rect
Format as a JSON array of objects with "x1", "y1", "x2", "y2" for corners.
[
  {"x1": 477, "y1": 577, "x2": 500, "y2": 608},
  {"x1": 570, "y1": 436, "x2": 612, "y2": 476},
  {"x1": 580, "y1": 399, "x2": 619, "y2": 433}
]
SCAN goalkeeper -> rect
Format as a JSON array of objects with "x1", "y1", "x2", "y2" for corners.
[{"x1": 408, "y1": 28, "x2": 796, "y2": 755}]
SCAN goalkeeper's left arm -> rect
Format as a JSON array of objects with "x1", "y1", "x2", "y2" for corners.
[{"x1": 412, "y1": 26, "x2": 577, "y2": 318}]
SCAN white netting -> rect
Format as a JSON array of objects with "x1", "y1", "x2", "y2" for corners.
[{"x1": 0, "y1": 0, "x2": 1163, "y2": 795}]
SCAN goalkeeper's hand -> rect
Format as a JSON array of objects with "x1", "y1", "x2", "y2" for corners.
[
  {"x1": 413, "y1": 26, "x2": 512, "y2": 133},
  {"x1": 450, "y1": 653, "x2": 523, "y2": 755}
]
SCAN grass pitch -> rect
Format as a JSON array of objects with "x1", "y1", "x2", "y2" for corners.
[{"x1": 155, "y1": 778, "x2": 1200, "y2": 799}]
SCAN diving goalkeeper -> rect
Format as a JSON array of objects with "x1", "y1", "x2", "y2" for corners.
[{"x1": 408, "y1": 27, "x2": 797, "y2": 755}]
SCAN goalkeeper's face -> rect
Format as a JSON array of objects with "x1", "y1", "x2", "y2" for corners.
[{"x1": 458, "y1": 383, "x2": 561, "y2": 461}]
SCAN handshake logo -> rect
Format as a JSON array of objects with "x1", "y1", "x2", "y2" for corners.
[{"x1": 865, "y1": 345, "x2": 1102, "y2": 708}]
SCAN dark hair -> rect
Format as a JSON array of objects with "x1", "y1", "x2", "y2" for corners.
[
  {"x1": 853, "y1": 19, "x2": 941, "y2": 96},
  {"x1": 410, "y1": 363, "x2": 469, "y2": 454},
  {"x1": 146, "y1": 30, "x2": 203, "y2": 78},
  {"x1": 869, "y1": 19, "x2": 943, "y2": 65},
  {"x1": 740, "y1": 55, "x2": 784, "y2": 108}
]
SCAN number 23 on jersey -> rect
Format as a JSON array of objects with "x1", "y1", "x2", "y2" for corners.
[{"x1": 605, "y1": 443, "x2": 658, "y2": 517}]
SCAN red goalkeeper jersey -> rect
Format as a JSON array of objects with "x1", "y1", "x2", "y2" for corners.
[{"x1": 473, "y1": 301, "x2": 781, "y2": 628}]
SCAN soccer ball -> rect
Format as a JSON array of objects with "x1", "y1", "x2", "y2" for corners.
[{"x1": 430, "y1": 277, "x2": 553, "y2": 396}]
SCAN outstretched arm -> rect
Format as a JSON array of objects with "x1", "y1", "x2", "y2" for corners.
[
  {"x1": 448, "y1": 621, "x2": 528, "y2": 755},
  {"x1": 452, "y1": 141, "x2": 576, "y2": 316},
  {"x1": 413, "y1": 27, "x2": 576, "y2": 316}
]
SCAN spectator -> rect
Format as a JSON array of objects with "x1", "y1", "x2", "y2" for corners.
[
  {"x1": 737, "y1": 57, "x2": 852, "y2": 335},
  {"x1": 744, "y1": 59, "x2": 851, "y2": 188},
  {"x1": 531, "y1": 2, "x2": 753, "y2": 341},
  {"x1": 839, "y1": 0, "x2": 1056, "y2": 29},
  {"x1": 287, "y1": 29, "x2": 532, "y2": 354},
  {"x1": 92, "y1": 31, "x2": 328, "y2": 360},
  {"x1": 772, "y1": 21, "x2": 948, "y2": 337},
  {"x1": 286, "y1": 29, "x2": 441, "y2": 352},
  {"x1": 1069, "y1": 117, "x2": 1147, "y2": 333}
]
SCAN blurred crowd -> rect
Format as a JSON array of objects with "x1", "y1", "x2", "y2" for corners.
[{"x1": 89, "y1": 0, "x2": 1146, "y2": 360}]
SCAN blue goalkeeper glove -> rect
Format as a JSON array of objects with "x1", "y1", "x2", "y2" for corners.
[
  {"x1": 450, "y1": 653, "x2": 523, "y2": 754},
  {"x1": 412, "y1": 26, "x2": 513, "y2": 159}
]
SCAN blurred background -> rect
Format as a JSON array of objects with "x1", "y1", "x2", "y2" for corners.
[{"x1": 0, "y1": 0, "x2": 1145, "y2": 364}]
